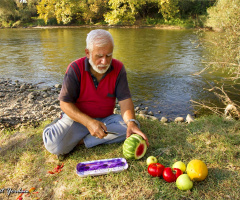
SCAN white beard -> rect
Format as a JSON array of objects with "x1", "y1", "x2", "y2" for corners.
[{"x1": 89, "y1": 54, "x2": 111, "y2": 74}]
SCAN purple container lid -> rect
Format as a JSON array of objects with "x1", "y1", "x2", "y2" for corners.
[{"x1": 76, "y1": 158, "x2": 128, "y2": 177}]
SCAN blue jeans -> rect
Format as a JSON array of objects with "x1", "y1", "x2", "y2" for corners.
[{"x1": 42, "y1": 113, "x2": 127, "y2": 155}]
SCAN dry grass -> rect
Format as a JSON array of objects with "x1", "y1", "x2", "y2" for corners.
[{"x1": 0, "y1": 115, "x2": 240, "y2": 199}]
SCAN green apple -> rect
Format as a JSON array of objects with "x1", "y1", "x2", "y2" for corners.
[
  {"x1": 176, "y1": 174, "x2": 193, "y2": 190},
  {"x1": 146, "y1": 156, "x2": 157, "y2": 166},
  {"x1": 172, "y1": 161, "x2": 186, "y2": 173}
]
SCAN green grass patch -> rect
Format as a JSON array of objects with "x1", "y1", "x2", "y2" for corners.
[{"x1": 0, "y1": 115, "x2": 239, "y2": 199}]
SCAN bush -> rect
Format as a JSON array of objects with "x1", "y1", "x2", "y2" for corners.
[
  {"x1": 205, "y1": 0, "x2": 240, "y2": 77},
  {"x1": 12, "y1": 20, "x2": 22, "y2": 28},
  {"x1": 199, "y1": 0, "x2": 240, "y2": 118},
  {"x1": 206, "y1": 0, "x2": 240, "y2": 32}
]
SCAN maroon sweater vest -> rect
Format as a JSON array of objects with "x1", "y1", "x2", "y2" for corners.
[{"x1": 72, "y1": 57, "x2": 123, "y2": 118}]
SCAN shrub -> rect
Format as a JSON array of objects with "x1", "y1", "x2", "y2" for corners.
[{"x1": 199, "y1": 0, "x2": 240, "y2": 118}]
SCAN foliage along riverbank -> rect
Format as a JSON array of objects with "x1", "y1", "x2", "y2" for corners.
[
  {"x1": 29, "y1": 23, "x2": 187, "y2": 30},
  {"x1": 0, "y1": 18, "x2": 199, "y2": 30},
  {"x1": 0, "y1": 0, "x2": 215, "y2": 29}
]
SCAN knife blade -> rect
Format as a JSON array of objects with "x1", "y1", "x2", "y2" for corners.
[{"x1": 104, "y1": 130, "x2": 119, "y2": 135}]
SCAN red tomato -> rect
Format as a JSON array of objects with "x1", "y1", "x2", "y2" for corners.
[
  {"x1": 162, "y1": 167, "x2": 183, "y2": 182},
  {"x1": 148, "y1": 163, "x2": 165, "y2": 177}
]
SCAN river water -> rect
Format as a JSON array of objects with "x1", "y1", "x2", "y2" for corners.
[{"x1": 0, "y1": 27, "x2": 219, "y2": 120}]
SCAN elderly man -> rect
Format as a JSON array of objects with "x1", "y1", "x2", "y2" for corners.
[{"x1": 43, "y1": 29, "x2": 149, "y2": 157}]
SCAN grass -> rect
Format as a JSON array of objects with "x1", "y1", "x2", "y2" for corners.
[{"x1": 0, "y1": 115, "x2": 240, "y2": 199}]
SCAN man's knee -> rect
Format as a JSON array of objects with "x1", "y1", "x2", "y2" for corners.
[
  {"x1": 42, "y1": 122, "x2": 83, "y2": 155},
  {"x1": 43, "y1": 126, "x2": 66, "y2": 155}
]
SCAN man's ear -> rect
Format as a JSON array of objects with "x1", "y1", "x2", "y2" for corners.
[{"x1": 85, "y1": 48, "x2": 90, "y2": 58}]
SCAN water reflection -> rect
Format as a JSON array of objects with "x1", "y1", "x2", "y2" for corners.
[
  {"x1": 0, "y1": 28, "x2": 218, "y2": 119},
  {"x1": 110, "y1": 29, "x2": 206, "y2": 118}
]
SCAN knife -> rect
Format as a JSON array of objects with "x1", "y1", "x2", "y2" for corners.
[{"x1": 104, "y1": 130, "x2": 119, "y2": 135}]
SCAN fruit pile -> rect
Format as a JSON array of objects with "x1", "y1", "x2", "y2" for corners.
[
  {"x1": 146, "y1": 156, "x2": 208, "y2": 190},
  {"x1": 122, "y1": 134, "x2": 208, "y2": 191}
]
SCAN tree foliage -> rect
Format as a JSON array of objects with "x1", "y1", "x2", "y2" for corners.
[
  {"x1": 104, "y1": 0, "x2": 143, "y2": 25},
  {"x1": 0, "y1": 0, "x2": 17, "y2": 22},
  {"x1": 178, "y1": 0, "x2": 215, "y2": 17},
  {"x1": 36, "y1": 0, "x2": 108, "y2": 25},
  {"x1": 159, "y1": 0, "x2": 179, "y2": 21},
  {"x1": 79, "y1": 0, "x2": 108, "y2": 24},
  {"x1": 205, "y1": 0, "x2": 240, "y2": 79},
  {"x1": 0, "y1": 0, "x2": 216, "y2": 26},
  {"x1": 34, "y1": 0, "x2": 216, "y2": 25},
  {"x1": 104, "y1": 0, "x2": 181, "y2": 25},
  {"x1": 206, "y1": 0, "x2": 240, "y2": 33},
  {"x1": 0, "y1": 0, "x2": 38, "y2": 27},
  {"x1": 198, "y1": 0, "x2": 240, "y2": 118}
]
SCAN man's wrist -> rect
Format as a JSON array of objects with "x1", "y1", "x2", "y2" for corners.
[{"x1": 126, "y1": 119, "x2": 140, "y2": 128}]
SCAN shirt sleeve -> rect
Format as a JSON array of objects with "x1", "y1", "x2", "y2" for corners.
[
  {"x1": 115, "y1": 65, "x2": 132, "y2": 101},
  {"x1": 58, "y1": 64, "x2": 80, "y2": 103}
]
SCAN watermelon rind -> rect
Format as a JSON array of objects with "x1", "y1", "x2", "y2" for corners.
[{"x1": 123, "y1": 134, "x2": 147, "y2": 159}]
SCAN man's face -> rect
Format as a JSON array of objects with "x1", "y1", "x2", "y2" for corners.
[{"x1": 86, "y1": 42, "x2": 113, "y2": 74}]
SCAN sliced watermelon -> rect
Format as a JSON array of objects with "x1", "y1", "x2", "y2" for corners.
[{"x1": 123, "y1": 134, "x2": 147, "y2": 159}]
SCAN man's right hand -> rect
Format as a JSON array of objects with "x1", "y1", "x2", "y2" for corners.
[
  {"x1": 60, "y1": 101, "x2": 107, "y2": 139},
  {"x1": 86, "y1": 119, "x2": 107, "y2": 139}
]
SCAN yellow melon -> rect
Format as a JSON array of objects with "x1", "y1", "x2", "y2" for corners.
[{"x1": 186, "y1": 159, "x2": 208, "y2": 181}]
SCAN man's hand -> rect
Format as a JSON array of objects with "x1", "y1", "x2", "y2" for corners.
[
  {"x1": 60, "y1": 101, "x2": 107, "y2": 139},
  {"x1": 126, "y1": 121, "x2": 149, "y2": 147},
  {"x1": 119, "y1": 98, "x2": 149, "y2": 147},
  {"x1": 86, "y1": 119, "x2": 107, "y2": 139}
]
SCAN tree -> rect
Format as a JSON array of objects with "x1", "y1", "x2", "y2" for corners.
[
  {"x1": 205, "y1": 0, "x2": 240, "y2": 83},
  {"x1": 37, "y1": 0, "x2": 57, "y2": 24},
  {"x1": 104, "y1": 0, "x2": 136, "y2": 25},
  {"x1": 17, "y1": 0, "x2": 38, "y2": 22},
  {"x1": 37, "y1": 0, "x2": 108, "y2": 25},
  {"x1": 104, "y1": 0, "x2": 149, "y2": 25},
  {"x1": 79, "y1": 0, "x2": 109, "y2": 24},
  {"x1": 178, "y1": 0, "x2": 216, "y2": 18},
  {"x1": 54, "y1": 0, "x2": 79, "y2": 24},
  {"x1": 158, "y1": 0, "x2": 179, "y2": 21},
  {"x1": 0, "y1": 0, "x2": 38, "y2": 26},
  {"x1": 0, "y1": 0, "x2": 18, "y2": 22},
  {"x1": 195, "y1": 0, "x2": 240, "y2": 119}
]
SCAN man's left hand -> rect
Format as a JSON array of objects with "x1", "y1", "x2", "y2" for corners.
[{"x1": 126, "y1": 121, "x2": 149, "y2": 147}]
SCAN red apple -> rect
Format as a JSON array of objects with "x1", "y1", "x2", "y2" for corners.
[
  {"x1": 148, "y1": 163, "x2": 165, "y2": 177},
  {"x1": 162, "y1": 167, "x2": 183, "y2": 182}
]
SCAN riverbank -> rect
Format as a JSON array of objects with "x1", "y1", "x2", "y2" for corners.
[
  {"x1": 31, "y1": 24, "x2": 185, "y2": 30},
  {"x1": 1, "y1": 17, "x2": 201, "y2": 30},
  {"x1": 0, "y1": 78, "x2": 62, "y2": 130},
  {"x1": 0, "y1": 24, "x2": 185, "y2": 30},
  {"x1": 0, "y1": 78, "x2": 194, "y2": 130}
]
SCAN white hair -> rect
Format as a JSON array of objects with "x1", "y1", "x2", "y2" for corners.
[{"x1": 86, "y1": 29, "x2": 114, "y2": 52}]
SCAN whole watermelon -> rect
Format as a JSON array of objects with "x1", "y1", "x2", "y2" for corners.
[{"x1": 123, "y1": 134, "x2": 147, "y2": 159}]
